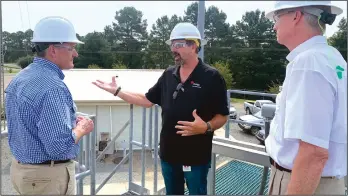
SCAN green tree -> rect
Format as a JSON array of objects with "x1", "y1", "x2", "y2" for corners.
[
  {"x1": 111, "y1": 6, "x2": 148, "y2": 69},
  {"x1": 328, "y1": 17, "x2": 347, "y2": 61},
  {"x1": 228, "y1": 9, "x2": 286, "y2": 91},
  {"x1": 212, "y1": 61, "x2": 233, "y2": 89},
  {"x1": 144, "y1": 15, "x2": 183, "y2": 69},
  {"x1": 74, "y1": 32, "x2": 114, "y2": 68}
]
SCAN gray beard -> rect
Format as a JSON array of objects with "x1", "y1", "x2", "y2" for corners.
[{"x1": 175, "y1": 58, "x2": 184, "y2": 66}]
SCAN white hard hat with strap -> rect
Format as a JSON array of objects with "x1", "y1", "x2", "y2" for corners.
[
  {"x1": 165, "y1": 22, "x2": 207, "y2": 46},
  {"x1": 265, "y1": 1, "x2": 343, "y2": 24},
  {"x1": 31, "y1": 16, "x2": 83, "y2": 44}
]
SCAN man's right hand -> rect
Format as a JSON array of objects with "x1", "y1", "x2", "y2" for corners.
[
  {"x1": 73, "y1": 118, "x2": 94, "y2": 143},
  {"x1": 92, "y1": 76, "x2": 118, "y2": 95}
]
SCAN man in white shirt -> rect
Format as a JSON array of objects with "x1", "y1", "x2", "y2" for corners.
[{"x1": 264, "y1": 1, "x2": 346, "y2": 195}]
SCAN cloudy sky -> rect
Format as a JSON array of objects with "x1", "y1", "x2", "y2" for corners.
[{"x1": 3, "y1": 1, "x2": 347, "y2": 37}]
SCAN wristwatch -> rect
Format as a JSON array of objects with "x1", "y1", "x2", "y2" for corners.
[
  {"x1": 72, "y1": 131, "x2": 77, "y2": 141},
  {"x1": 205, "y1": 122, "x2": 213, "y2": 134}
]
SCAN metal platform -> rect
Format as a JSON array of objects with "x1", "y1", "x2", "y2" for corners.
[{"x1": 186, "y1": 160, "x2": 270, "y2": 195}]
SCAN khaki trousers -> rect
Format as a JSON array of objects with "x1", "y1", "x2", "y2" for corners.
[
  {"x1": 268, "y1": 165, "x2": 346, "y2": 195},
  {"x1": 10, "y1": 159, "x2": 76, "y2": 195}
]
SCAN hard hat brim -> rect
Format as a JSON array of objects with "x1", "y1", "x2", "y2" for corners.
[
  {"x1": 265, "y1": 4, "x2": 343, "y2": 21},
  {"x1": 31, "y1": 39, "x2": 84, "y2": 44}
]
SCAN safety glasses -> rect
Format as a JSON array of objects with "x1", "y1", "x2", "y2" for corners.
[{"x1": 53, "y1": 44, "x2": 76, "y2": 52}]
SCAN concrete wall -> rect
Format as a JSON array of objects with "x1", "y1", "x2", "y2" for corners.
[{"x1": 76, "y1": 103, "x2": 163, "y2": 153}]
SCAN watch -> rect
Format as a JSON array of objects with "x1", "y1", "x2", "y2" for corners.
[
  {"x1": 72, "y1": 131, "x2": 77, "y2": 141},
  {"x1": 205, "y1": 122, "x2": 213, "y2": 134}
]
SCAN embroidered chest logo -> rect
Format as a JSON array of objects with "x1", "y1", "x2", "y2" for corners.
[
  {"x1": 336, "y1": 65, "x2": 344, "y2": 79},
  {"x1": 190, "y1": 81, "x2": 201, "y2": 88}
]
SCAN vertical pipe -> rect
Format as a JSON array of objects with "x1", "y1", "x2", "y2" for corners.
[
  {"x1": 90, "y1": 115, "x2": 96, "y2": 195},
  {"x1": 225, "y1": 90, "x2": 231, "y2": 138},
  {"x1": 85, "y1": 133, "x2": 90, "y2": 169},
  {"x1": 141, "y1": 107, "x2": 146, "y2": 194},
  {"x1": 207, "y1": 153, "x2": 216, "y2": 195},
  {"x1": 258, "y1": 119, "x2": 271, "y2": 195},
  {"x1": 197, "y1": 0, "x2": 205, "y2": 61},
  {"x1": 0, "y1": 2, "x2": 3, "y2": 193},
  {"x1": 148, "y1": 107, "x2": 153, "y2": 149},
  {"x1": 153, "y1": 105, "x2": 159, "y2": 193},
  {"x1": 78, "y1": 137, "x2": 84, "y2": 194},
  {"x1": 128, "y1": 104, "x2": 134, "y2": 191}
]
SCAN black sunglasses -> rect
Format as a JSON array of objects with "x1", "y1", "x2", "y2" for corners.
[{"x1": 173, "y1": 83, "x2": 184, "y2": 100}]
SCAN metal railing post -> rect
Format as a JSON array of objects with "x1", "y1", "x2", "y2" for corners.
[
  {"x1": 154, "y1": 105, "x2": 159, "y2": 194},
  {"x1": 207, "y1": 153, "x2": 216, "y2": 195},
  {"x1": 148, "y1": 107, "x2": 153, "y2": 149},
  {"x1": 90, "y1": 115, "x2": 96, "y2": 195},
  {"x1": 225, "y1": 90, "x2": 231, "y2": 138},
  {"x1": 141, "y1": 107, "x2": 147, "y2": 194},
  {"x1": 258, "y1": 103, "x2": 276, "y2": 195},
  {"x1": 128, "y1": 104, "x2": 134, "y2": 191},
  {"x1": 78, "y1": 135, "x2": 84, "y2": 194}
]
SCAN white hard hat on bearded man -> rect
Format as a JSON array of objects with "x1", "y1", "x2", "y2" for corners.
[
  {"x1": 165, "y1": 22, "x2": 207, "y2": 46},
  {"x1": 31, "y1": 16, "x2": 83, "y2": 44}
]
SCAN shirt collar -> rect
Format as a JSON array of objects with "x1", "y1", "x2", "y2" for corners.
[
  {"x1": 172, "y1": 57, "x2": 203, "y2": 79},
  {"x1": 286, "y1": 35, "x2": 327, "y2": 62},
  {"x1": 33, "y1": 57, "x2": 65, "y2": 80}
]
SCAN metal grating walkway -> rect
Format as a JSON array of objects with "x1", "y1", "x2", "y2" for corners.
[{"x1": 185, "y1": 160, "x2": 270, "y2": 195}]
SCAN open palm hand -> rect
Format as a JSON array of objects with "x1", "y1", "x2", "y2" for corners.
[{"x1": 92, "y1": 76, "x2": 118, "y2": 94}]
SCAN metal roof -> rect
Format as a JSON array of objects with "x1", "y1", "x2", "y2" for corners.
[{"x1": 62, "y1": 69, "x2": 164, "y2": 103}]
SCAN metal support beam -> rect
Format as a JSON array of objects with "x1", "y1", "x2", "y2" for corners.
[{"x1": 197, "y1": 0, "x2": 205, "y2": 61}]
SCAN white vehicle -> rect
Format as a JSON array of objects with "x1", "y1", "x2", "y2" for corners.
[
  {"x1": 243, "y1": 100, "x2": 274, "y2": 114},
  {"x1": 237, "y1": 111, "x2": 264, "y2": 135},
  {"x1": 229, "y1": 105, "x2": 237, "y2": 119}
]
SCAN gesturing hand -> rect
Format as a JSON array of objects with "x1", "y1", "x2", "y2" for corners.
[
  {"x1": 176, "y1": 109, "x2": 208, "y2": 136},
  {"x1": 92, "y1": 76, "x2": 118, "y2": 95}
]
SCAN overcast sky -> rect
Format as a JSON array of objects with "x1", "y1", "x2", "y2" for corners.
[{"x1": 3, "y1": 1, "x2": 347, "y2": 38}]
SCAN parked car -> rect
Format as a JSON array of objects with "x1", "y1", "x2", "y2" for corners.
[
  {"x1": 229, "y1": 105, "x2": 237, "y2": 119},
  {"x1": 237, "y1": 111, "x2": 264, "y2": 135},
  {"x1": 243, "y1": 100, "x2": 274, "y2": 114}
]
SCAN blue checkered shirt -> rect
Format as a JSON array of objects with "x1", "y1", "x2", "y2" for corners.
[{"x1": 5, "y1": 57, "x2": 79, "y2": 164}]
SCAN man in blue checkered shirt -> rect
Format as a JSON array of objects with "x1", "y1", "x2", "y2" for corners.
[{"x1": 5, "y1": 16, "x2": 94, "y2": 195}]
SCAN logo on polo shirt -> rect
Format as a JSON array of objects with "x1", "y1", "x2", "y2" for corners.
[
  {"x1": 336, "y1": 65, "x2": 344, "y2": 79},
  {"x1": 190, "y1": 81, "x2": 201, "y2": 88}
]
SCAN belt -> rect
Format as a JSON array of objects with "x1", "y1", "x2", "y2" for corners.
[
  {"x1": 270, "y1": 157, "x2": 292, "y2": 173},
  {"x1": 18, "y1": 159, "x2": 71, "y2": 165},
  {"x1": 269, "y1": 158, "x2": 337, "y2": 179}
]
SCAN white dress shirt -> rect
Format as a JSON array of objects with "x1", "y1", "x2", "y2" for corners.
[{"x1": 265, "y1": 35, "x2": 347, "y2": 179}]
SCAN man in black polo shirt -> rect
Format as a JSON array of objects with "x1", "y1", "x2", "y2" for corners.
[{"x1": 93, "y1": 22, "x2": 229, "y2": 195}]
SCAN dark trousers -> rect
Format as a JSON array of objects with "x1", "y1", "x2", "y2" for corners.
[{"x1": 160, "y1": 159, "x2": 211, "y2": 195}]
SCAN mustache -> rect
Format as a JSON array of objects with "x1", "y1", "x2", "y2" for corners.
[{"x1": 172, "y1": 52, "x2": 180, "y2": 57}]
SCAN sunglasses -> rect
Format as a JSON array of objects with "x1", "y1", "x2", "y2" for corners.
[{"x1": 172, "y1": 83, "x2": 185, "y2": 100}]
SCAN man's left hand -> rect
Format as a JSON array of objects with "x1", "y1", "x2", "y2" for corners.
[{"x1": 176, "y1": 109, "x2": 207, "y2": 136}]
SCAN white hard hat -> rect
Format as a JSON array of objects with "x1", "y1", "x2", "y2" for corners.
[
  {"x1": 31, "y1": 16, "x2": 84, "y2": 44},
  {"x1": 265, "y1": 1, "x2": 343, "y2": 21},
  {"x1": 165, "y1": 22, "x2": 207, "y2": 46}
]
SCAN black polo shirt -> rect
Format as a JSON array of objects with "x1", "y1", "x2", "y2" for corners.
[{"x1": 145, "y1": 58, "x2": 229, "y2": 166}]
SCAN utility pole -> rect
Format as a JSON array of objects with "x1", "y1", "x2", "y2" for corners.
[
  {"x1": 0, "y1": 0, "x2": 4, "y2": 132},
  {"x1": 197, "y1": 0, "x2": 205, "y2": 62}
]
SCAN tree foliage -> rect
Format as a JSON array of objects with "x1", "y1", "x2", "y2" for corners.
[{"x1": 4, "y1": 4, "x2": 346, "y2": 91}]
